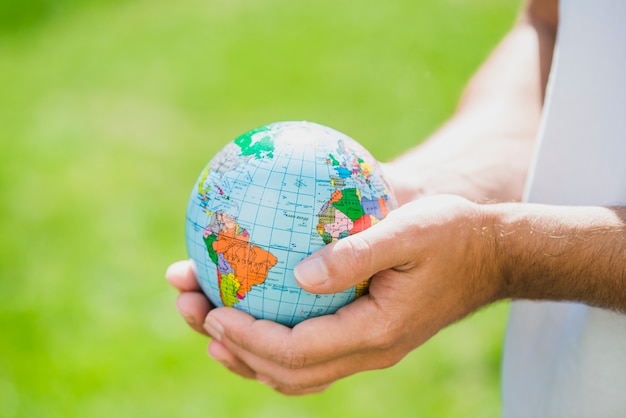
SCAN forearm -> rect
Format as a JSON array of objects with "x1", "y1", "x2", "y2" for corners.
[
  {"x1": 489, "y1": 203, "x2": 626, "y2": 311},
  {"x1": 388, "y1": 6, "x2": 557, "y2": 204}
]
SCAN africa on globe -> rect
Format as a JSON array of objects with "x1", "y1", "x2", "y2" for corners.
[{"x1": 185, "y1": 121, "x2": 397, "y2": 327}]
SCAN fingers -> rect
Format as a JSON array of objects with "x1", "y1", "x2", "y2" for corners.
[
  {"x1": 251, "y1": 350, "x2": 396, "y2": 395},
  {"x1": 294, "y1": 211, "x2": 408, "y2": 294},
  {"x1": 166, "y1": 260, "x2": 215, "y2": 336},
  {"x1": 205, "y1": 294, "x2": 394, "y2": 371},
  {"x1": 206, "y1": 329, "x2": 348, "y2": 394},
  {"x1": 165, "y1": 259, "x2": 201, "y2": 291},
  {"x1": 176, "y1": 292, "x2": 212, "y2": 336},
  {"x1": 209, "y1": 308, "x2": 402, "y2": 395},
  {"x1": 197, "y1": 264, "x2": 420, "y2": 395},
  {"x1": 208, "y1": 340, "x2": 256, "y2": 379}
]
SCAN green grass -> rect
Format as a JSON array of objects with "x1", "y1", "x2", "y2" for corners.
[{"x1": 0, "y1": 0, "x2": 519, "y2": 416}]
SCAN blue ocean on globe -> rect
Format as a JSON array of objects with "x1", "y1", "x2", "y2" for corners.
[{"x1": 185, "y1": 121, "x2": 397, "y2": 327}]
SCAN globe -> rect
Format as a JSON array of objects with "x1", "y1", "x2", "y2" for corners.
[{"x1": 185, "y1": 121, "x2": 397, "y2": 327}]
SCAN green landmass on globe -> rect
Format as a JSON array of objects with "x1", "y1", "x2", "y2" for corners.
[{"x1": 185, "y1": 121, "x2": 397, "y2": 326}]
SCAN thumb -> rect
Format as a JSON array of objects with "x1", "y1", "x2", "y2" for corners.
[{"x1": 294, "y1": 217, "x2": 404, "y2": 294}]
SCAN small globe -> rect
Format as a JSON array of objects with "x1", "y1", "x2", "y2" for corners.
[{"x1": 185, "y1": 121, "x2": 397, "y2": 327}]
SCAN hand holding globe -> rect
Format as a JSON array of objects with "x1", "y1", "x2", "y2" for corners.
[{"x1": 167, "y1": 122, "x2": 504, "y2": 395}]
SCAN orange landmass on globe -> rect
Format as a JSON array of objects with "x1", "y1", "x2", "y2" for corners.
[{"x1": 213, "y1": 226, "x2": 278, "y2": 299}]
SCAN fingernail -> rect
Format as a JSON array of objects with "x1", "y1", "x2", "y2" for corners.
[
  {"x1": 294, "y1": 257, "x2": 328, "y2": 287},
  {"x1": 165, "y1": 260, "x2": 185, "y2": 281},
  {"x1": 165, "y1": 265, "x2": 175, "y2": 281},
  {"x1": 204, "y1": 315, "x2": 224, "y2": 341}
]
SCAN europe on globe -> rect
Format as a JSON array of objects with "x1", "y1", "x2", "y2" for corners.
[{"x1": 185, "y1": 121, "x2": 397, "y2": 327}]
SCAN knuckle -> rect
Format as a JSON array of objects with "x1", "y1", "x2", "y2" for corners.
[
  {"x1": 278, "y1": 348, "x2": 308, "y2": 370},
  {"x1": 364, "y1": 314, "x2": 403, "y2": 351},
  {"x1": 375, "y1": 350, "x2": 405, "y2": 370},
  {"x1": 268, "y1": 332, "x2": 309, "y2": 370},
  {"x1": 234, "y1": 330, "x2": 256, "y2": 352},
  {"x1": 333, "y1": 234, "x2": 374, "y2": 277},
  {"x1": 369, "y1": 329, "x2": 396, "y2": 351}
]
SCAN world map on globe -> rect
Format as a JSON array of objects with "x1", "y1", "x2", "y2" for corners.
[{"x1": 185, "y1": 121, "x2": 397, "y2": 327}]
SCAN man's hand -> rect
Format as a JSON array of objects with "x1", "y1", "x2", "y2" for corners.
[
  {"x1": 165, "y1": 260, "x2": 214, "y2": 337},
  {"x1": 166, "y1": 195, "x2": 504, "y2": 395}
]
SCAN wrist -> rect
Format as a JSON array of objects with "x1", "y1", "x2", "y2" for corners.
[
  {"x1": 483, "y1": 203, "x2": 524, "y2": 301},
  {"x1": 472, "y1": 203, "x2": 511, "y2": 304},
  {"x1": 485, "y1": 203, "x2": 626, "y2": 309}
]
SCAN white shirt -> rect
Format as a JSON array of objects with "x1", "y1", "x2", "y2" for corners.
[{"x1": 502, "y1": 1, "x2": 626, "y2": 417}]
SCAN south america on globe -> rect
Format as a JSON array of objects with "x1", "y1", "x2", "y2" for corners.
[{"x1": 185, "y1": 121, "x2": 397, "y2": 327}]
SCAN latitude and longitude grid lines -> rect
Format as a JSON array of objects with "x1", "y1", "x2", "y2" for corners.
[
  {"x1": 239, "y1": 141, "x2": 347, "y2": 326},
  {"x1": 188, "y1": 141, "x2": 356, "y2": 326}
]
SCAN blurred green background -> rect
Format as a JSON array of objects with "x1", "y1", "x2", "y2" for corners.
[{"x1": 0, "y1": 0, "x2": 521, "y2": 417}]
